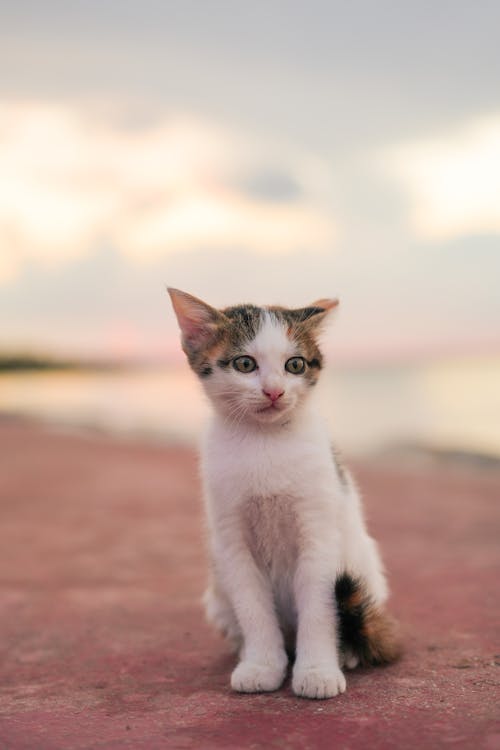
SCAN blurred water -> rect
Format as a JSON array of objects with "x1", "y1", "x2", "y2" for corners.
[{"x1": 1, "y1": 357, "x2": 499, "y2": 457}]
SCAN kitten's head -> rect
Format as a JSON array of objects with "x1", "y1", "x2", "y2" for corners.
[{"x1": 168, "y1": 288, "x2": 338, "y2": 426}]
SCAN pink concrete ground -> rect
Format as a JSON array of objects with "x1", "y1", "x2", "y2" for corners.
[{"x1": 0, "y1": 420, "x2": 498, "y2": 749}]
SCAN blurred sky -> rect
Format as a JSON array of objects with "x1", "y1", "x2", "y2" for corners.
[{"x1": 1, "y1": 0, "x2": 499, "y2": 363}]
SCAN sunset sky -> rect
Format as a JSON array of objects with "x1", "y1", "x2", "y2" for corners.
[{"x1": 1, "y1": 1, "x2": 499, "y2": 363}]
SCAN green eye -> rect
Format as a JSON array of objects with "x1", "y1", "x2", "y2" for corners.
[
  {"x1": 233, "y1": 355, "x2": 257, "y2": 373},
  {"x1": 285, "y1": 356, "x2": 306, "y2": 375}
]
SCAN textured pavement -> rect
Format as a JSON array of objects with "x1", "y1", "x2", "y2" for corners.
[{"x1": 0, "y1": 421, "x2": 499, "y2": 749}]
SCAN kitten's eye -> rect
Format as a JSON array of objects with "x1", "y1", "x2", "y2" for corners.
[
  {"x1": 233, "y1": 355, "x2": 257, "y2": 373},
  {"x1": 285, "y1": 356, "x2": 306, "y2": 375}
]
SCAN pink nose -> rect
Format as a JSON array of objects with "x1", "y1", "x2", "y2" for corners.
[{"x1": 263, "y1": 388, "x2": 284, "y2": 403}]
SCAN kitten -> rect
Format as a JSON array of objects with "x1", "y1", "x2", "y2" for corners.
[{"x1": 168, "y1": 288, "x2": 401, "y2": 699}]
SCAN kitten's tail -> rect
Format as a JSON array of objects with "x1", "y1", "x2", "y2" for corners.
[{"x1": 335, "y1": 573, "x2": 402, "y2": 666}]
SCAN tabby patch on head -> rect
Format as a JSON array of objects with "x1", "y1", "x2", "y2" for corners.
[{"x1": 168, "y1": 288, "x2": 338, "y2": 425}]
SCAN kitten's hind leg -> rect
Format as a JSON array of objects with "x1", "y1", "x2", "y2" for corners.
[
  {"x1": 203, "y1": 581, "x2": 242, "y2": 653},
  {"x1": 339, "y1": 646, "x2": 360, "y2": 670}
]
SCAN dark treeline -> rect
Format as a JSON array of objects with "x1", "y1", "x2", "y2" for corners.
[{"x1": 0, "y1": 354, "x2": 120, "y2": 373}]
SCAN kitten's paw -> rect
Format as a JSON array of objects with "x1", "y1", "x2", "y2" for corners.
[
  {"x1": 231, "y1": 660, "x2": 286, "y2": 693},
  {"x1": 292, "y1": 665, "x2": 346, "y2": 700},
  {"x1": 344, "y1": 652, "x2": 359, "y2": 670},
  {"x1": 340, "y1": 648, "x2": 360, "y2": 670}
]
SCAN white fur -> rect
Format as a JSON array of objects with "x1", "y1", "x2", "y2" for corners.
[{"x1": 199, "y1": 316, "x2": 388, "y2": 699}]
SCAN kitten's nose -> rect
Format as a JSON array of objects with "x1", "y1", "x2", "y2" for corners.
[{"x1": 263, "y1": 388, "x2": 284, "y2": 403}]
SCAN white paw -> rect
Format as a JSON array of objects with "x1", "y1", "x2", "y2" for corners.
[
  {"x1": 231, "y1": 660, "x2": 286, "y2": 693},
  {"x1": 345, "y1": 653, "x2": 359, "y2": 670},
  {"x1": 341, "y1": 649, "x2": 360, "y2": 670},
  {"x1": 292, "y1": 665, "x2": 347, "y2": 699}
]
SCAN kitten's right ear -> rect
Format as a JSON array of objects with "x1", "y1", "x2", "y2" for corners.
[{"x1": 167, "y1": 288, "x2": 225, "y2": 353}]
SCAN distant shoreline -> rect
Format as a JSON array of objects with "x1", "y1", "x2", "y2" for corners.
[
  {"x1": 2, "y1": 351, "x2": 500, "y2": 374},
  {"x1": 2, "y1": 411, "x2": 499, "y2": 472},
  {"x1": 0, "y1": 354, "x2": 126, "y2": 373},
  {"x1": 2, "y1": 360, "x2": 499, "y2": 465}
]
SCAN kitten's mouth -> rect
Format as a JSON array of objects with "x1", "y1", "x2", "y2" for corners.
[
  {"x1": 257, "y1": 402, "x2": 279, "y2": 412},
  {"x1": 256, "y1": 401, "x2": 286, "y2": 416}
]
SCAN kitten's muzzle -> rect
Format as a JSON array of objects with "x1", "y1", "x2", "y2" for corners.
[
  {"x1": 262, "y1": 388, "x2": 284, "y2": 404},
  {"x1": 256, "y1": 389, "x2": 287, "y2": 415}
]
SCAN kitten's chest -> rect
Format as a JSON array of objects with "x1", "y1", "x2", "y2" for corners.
[{"x1": 241, "y1": 494, "x2": 300, "y2": 580}]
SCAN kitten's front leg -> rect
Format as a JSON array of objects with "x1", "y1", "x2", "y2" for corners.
[
  {"x1": 216, "y1": 544, "x2": 287, "y2": 693},
  {"x1": 292, "y1": 559, "x2": 346, "y2": 699}
]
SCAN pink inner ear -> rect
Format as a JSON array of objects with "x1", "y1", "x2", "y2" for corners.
[
  {"x1": 181, "y1": 316, "x2": 215, "y2": 345},
  {"x1": 174, "y1": 306, "x2": 212, "y2": 344},
  {"x1": 169, "y1": 288, "x2": 218, "y2": 346}
]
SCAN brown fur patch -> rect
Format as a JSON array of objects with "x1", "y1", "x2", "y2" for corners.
[
  {"x1": 186, "y1": 329, "x2": 228, "y2": 377},
  {"x1": 180, "y1": 304, "x2": 263, "y2": 377},
  {"x1": 335, "y1": 573, "x2": 402, "y2": 666},
  {"x1": 207, "y1": 305, "x2": 265, "y2": 370},
  {"x1": 361, "y1": 606, "x2": 403, "y2": 665},
  {"x1": 221, "y1": 305, "x2": 264, "y2": 348}
]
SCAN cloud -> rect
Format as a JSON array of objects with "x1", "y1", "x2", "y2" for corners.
[
  {"x1": 0, "y1": 101, "x2": 337, "y2": 283},
  {"x1": 381, "y1": 113, "x2": 500, "y2": 240},
  {"x1": 235, "y1": 170, "x2": 303, "y2": 202}
]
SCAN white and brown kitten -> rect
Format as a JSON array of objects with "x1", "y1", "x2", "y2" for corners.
[{"x1": 168, "y1": 288, "x2": 401, "y2": 700}]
